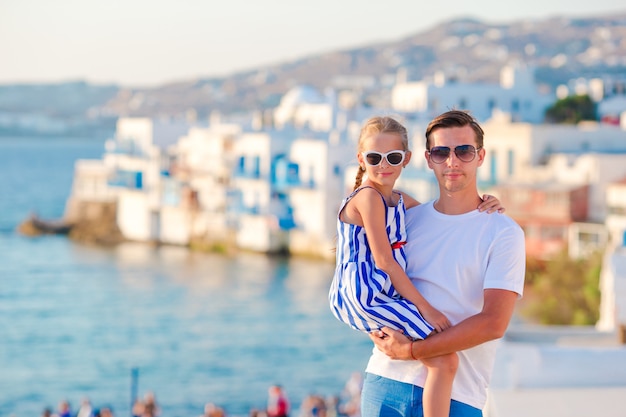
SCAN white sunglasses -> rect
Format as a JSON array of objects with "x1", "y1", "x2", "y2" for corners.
[{"x1": 361, "y1": 150, "x2": 406, "y2": 166}]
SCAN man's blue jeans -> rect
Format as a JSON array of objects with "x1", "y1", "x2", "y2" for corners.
[{"x1": 361, "y1": 373, "x2": 483, "y2": 417}]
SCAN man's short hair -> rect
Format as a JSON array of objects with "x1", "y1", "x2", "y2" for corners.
[{"x1": 425, "y1": 110, "x2": 484, "y2": 150}]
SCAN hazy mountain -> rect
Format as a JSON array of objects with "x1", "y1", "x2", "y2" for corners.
[{"x1": 2, "y1": 11, "x2": 626, "y2": 129}]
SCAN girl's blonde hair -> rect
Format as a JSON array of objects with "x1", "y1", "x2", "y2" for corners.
[{"x1": 353, "y1": 116, "x2": 409, "y2": 190}]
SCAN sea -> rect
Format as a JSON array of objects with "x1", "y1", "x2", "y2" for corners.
[{"x1": 0, "y1": 136, "x2": 373, "y2": 417}]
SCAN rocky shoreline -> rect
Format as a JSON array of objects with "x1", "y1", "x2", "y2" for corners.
[{"x1": 18, "y1": 199, "x2": 126, "y2": 246}]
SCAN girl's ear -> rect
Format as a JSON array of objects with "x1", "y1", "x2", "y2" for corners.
[
  {"x1": 357, "y1": 152, "x2": 364, "y2": 167},
  {"x1": 403, "y1": 150, "x2": 412, "y2": 167}
]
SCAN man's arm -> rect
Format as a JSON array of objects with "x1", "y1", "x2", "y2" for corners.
[{"x1": 369, "y1": 288, "x2": 518, "y2": 360}]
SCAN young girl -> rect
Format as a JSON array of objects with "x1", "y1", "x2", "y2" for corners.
[{"x1": 328, "y1": 116, "x2": 502, "y2": 417}]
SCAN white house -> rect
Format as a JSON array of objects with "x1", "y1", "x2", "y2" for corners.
[
  {"x1": 287, "y1": 131, "x2": 354, "y2": 259},
  {"x1": 156, "y1": 123, "x2": 242, "y2": 246},
  {"x1": 105, "y1": 117, "x2": 193, "y2": 243},
  {"x1": 230, "y1": 129, "x2": 296, "y2": 253},
  {"x1": 480, "y1": 119, "x2": 626, "y2": 222},
  {"x1": 491, "y1": 163, "x2": 626, "y2": 412},
  {"x1": 391, "y1": 64, "x2": 554, "y2": 123},
  {"x1": 605, "y1": 178, "x2": 626, "y2": 246},
  {"x1": 273, "y1": 85, "x2": 336, "y2": 131},
  {"x1": 486, "y1": 325, "x2": 626, "y2": 417}
]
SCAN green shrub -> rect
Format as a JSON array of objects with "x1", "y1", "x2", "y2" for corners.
[{"x1": 520, "y1": 249, "x2": 602, "y2": 325}]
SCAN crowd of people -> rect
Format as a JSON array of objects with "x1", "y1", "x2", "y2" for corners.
[{"x1": 36, "y1": 373, "x2": 363, "y2": 417}]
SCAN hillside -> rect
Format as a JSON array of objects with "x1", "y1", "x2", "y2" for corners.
[{"x1": 2, "y1": 11, "x2": 626, "y2": 128}]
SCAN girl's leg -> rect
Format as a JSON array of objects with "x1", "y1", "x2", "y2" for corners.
[{"x1": 421, "y1": 352, "x2": 459, "y2": 417}]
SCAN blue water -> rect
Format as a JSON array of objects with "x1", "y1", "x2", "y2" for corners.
[{"x1": 0, "y1": 137, "x2": 372, "y2": 417}]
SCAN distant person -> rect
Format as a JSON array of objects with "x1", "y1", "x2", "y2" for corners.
[
  {"x1": 328, "y1": 116, "x2": 504, "y2": 417},
  {"x1": 142, "y1": 391, "x2": 160, "y2": 417},
  {"x1": 267, "y1": 384, "x2": 290, "y2": 417},
  {"x1": 339, "y1": 372, "x2": 363, "y2": 417},
  {"x1": 362, "y1": 110, "x2": 526, "y2": 416},
  {"x1": 248, "y1": 408, "x2": 267, "y2": 417},
  {"x1": 95, "y1": 406, "x2": 115, "y2": 417},
  {"x1": 299, "y1": 394, "x2": 327, "y2": 417},
  {"x1": 132, "y1": 397, "x2": 144, "y2": 417},
  {"x1": 77, "y1": 397, "x2": 94, "y2": 417},
  {"x1": 200, "y1": 402, "x2": 226, "y2": 417},
  {"x1": 324, "y1": 395, "x2": 340, "y2": 417},
  {"x1": 249, "y1": 408, "x2": 267, "y2": 417},
  {"x1": 55, "y1": 400, "x2": 71, "y2": 417},
  {"x1": 132, "y1": 391, "x2": 160, "y2": 417}
]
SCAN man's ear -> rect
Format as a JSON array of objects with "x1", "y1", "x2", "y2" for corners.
[
  {"x1": 476, "y1": 147, "x2": 486, "y2": 167},
  {"x1": 424, "y1": 150, "x2": 433, "y2": 169}
]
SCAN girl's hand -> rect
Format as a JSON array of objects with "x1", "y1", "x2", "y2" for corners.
[
  {"x1": 478, "y1": 194, "x2": 505, "y2": 213},
  {"x1": 420, "y1": 306, "x2": 451, "y2": 333}
]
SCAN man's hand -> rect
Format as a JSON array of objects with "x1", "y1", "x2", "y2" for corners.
[
  {"x1": 372, "y1": 289, "x2": 520, "y2": 362},
  {"x1": 369, "y1": 327, "x2": 414, "y2": 360}
]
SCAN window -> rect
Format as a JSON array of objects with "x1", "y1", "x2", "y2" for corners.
[
  {"x1": 578, "y1": 231, "x2": 599, "y2": 244},
  {"x1": 541, "y1": 225, "x2": 566, "y2": 240},
  {"x1": 252, "y1": 156, "x2": 261, "y2": 178},
  {"x1": 511, "y1": 99, "x2": 520, "y2": 112},
  {"x1": 545, "y1": 192, "x2": 565, "y2": 206},
  {"x1": 507, "y1": 149, "x2": 515, "y2": 176}
]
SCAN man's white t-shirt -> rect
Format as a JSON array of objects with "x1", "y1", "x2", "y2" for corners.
[{"x1": 365, "y1": 200, "x2": 525, "y2": 410}]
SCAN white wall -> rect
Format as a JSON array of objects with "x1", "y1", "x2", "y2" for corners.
[
  {"x1": 159, "y1": 206, "x2": 192, "y2": 245},
  {"x1": 116, "y1": 117, "x2": 153, "y2": 154},
  {"x1": 117, "y1": 190, "x2": 152, "y2": 241}
]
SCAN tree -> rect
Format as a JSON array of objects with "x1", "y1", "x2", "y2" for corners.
[
  {"x1": 544, "y1": 94, "x2": 597, "y2": 124},
  {"x1": 520, "y1": 249, "x2": 602, "y2": 325}
]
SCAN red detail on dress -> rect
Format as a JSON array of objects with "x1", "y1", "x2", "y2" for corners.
[{"x1": 391, "y1": 241, "x2": 407, "y2": 249}]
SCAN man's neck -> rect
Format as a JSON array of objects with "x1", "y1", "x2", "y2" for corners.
[{"x1": 433, "y1": 190, "x2": 482, "y2": 215}]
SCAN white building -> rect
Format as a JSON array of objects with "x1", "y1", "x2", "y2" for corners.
[
  {"x1": 273, "y1": 85, "x2": 335, "y2": 131},
  {"x1": 489, "y1": 219, "x2": 626, "y2": 416},
  {"x1": 391, "y1": 64, "x2": 554, "y2": 123},
  {"x1": 486, "y1": 325, "x2": 626, "y2": 417},
  {"x1": 230, "y1": 129, "x2": 296, "y2": 253},
  {"x1": 605, "y1": 178, "x2": 626, "y2": 246},
  {"x1": 597, "y1": 178, "x2": 626, "y2": 332},
  {"x1": 103, "y1": 117, "x2": 193, "y2": 243},
  {"x1": 598, "y1": 96, "x2": 626, "y2": 128},
  {"x1": 480, "y1": 119, "x2": 626, "y2": 222},
  {"x1": 159, "y1": 123, "x2": 242, "y2": 246},
  {"x1": 287, "y1": 131, "x2": 354, "y2": 259}
]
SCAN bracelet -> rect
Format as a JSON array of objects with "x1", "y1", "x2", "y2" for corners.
[{"x1": 410, "y1": 341, "x2": 417, "y2": 361}]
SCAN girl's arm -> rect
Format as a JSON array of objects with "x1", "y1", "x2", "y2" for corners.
[{"x1": 348, "y1": 188, "x2": 451, "y2": 332}]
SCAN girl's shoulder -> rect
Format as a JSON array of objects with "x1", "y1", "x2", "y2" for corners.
[{"x1": 351, "y1": 186, "x2": 384, "y2": 201}]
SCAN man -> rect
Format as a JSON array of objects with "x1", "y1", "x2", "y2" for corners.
[{"x1": 362, "y1": 110, "x2": 526, "y2": 417}]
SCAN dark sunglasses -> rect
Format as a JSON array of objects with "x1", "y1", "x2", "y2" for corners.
[
  {"x1": 428, "y1": 145, "x2": 482, "y2": 164},
  {"x1": 361, "y1": 150, "x2": 406, "y2": 166}
]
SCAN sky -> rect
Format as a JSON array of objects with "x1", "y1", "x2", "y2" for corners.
[{"x1": 0, "y1": 0, "x2": 624, "y2": 87}]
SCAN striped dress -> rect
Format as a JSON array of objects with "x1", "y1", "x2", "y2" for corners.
[{"x1": 328, "y1": 187, "x2": 433, "y2": 340}]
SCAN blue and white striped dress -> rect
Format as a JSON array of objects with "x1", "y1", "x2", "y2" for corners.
[{"x1": 329, "y1": 187, "x2": 434, "y2": 340}]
